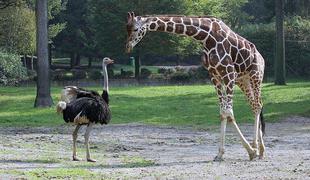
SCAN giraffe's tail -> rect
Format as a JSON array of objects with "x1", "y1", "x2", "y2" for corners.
[{"x1": 260, "y1": 106, "x2": 265, "y2": 136}]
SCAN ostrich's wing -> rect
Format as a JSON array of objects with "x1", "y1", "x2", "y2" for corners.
[
  {"x1": 61, "y1": 86, "x2": 100, "y2": 103},
  {"x1": 77, "y1": 98, "x2": 111, "y2": 124}
]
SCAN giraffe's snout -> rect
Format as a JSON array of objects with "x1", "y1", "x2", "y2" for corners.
[{"x1": 126, "y1": 43, "x2": 132, "y2": 53}]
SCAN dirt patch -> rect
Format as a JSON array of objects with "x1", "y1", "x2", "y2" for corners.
[{"x1": 0, "y1": 116, "x2": 310, "y2": 179}]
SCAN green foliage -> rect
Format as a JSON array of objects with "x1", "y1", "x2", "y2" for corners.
[
  {"x1": 119, "y1": 69, "x2": 134, "y2": 78},
  {"x1": 71, "y1": 69, "x2": 86, "y2": 79},
  {"x1": 0, "y1": 51, "x2": 27, "y2": 85},
  {"x1": 88, "y1": 69, "x2": 102, "y2": 80},
  {"x1": 0, "y1": 6, "x2": 36, "y2": 54},
  {"x1": 240, "y1": 16, "x2": 310, "y2": 77},
  {"x1": 140, "y1": 68, "x2": 152, "y2": 79},
  {"x1": 170, "y1": 71, "x2": 191, "y2": 82},
  {"x1": 188, "y1": 66, "x2": 209, "y2": 80}
]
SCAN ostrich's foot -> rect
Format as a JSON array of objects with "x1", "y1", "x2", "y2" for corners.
[
  {"x1": 87, "y1": 158, "x2": 97, "y2": 162},
  {"x1": 72, "y1": 156, "x2": 82, "y2": 161},
  {"x1": 213, "y1": 155, "x2": 224, "y2": 162}
]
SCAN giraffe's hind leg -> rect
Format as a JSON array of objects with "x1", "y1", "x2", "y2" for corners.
[
  {"x1": 237, "y1": 74, "x2": 265, "y2": 159},
  {"x1": 250, "y1": 74, "x2": 265, "y2": 159},
  {"x1": 223, "y1": 73, "x2": 256, "y2": 160}
]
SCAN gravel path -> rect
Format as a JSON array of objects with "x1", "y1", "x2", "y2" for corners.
[{"x1": 0, "y1": 116, "x2": 309, "y2": 179}]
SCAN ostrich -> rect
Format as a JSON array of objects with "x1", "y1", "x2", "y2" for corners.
[{"x1": 56, "y1": 57, "x2": 113, "y2": 162}]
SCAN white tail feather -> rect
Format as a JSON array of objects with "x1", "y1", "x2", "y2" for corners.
[{"x1": 56, "y1": 101, "x2": 67, "y2": 114}]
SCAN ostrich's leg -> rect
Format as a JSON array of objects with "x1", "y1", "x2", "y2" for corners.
[
  {"x1": 84, "y1": 123, "x2": 96, "y2": 162},
  {"x1": 72, "y1": 125, "x2": 82, "y2": 161}
]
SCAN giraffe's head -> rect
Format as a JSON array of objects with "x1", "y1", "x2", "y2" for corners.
[{"x1": 126, "y1": 12, "x2": 149, "y2": 53}]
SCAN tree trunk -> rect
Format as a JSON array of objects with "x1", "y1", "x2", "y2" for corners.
[
  {"x1": 88, "y1": 57, "x2": 92, "y2": 68},
  {"x1": 275, "y1": 0, "x2": 286, "y2": 85},
  {"x1": 34, "y1": 0, "x2": 53, "y2": 107},
  {"x1": 134, "y1": 51, "x2": 141, "y2": 80},
  {"x1": 75, "y1": 53, "x2": 81, "y2": 67},
  {"x1": 70, "y1": 52, "x2": 75, "y2": 68},
  {"x1": 48, "y1": 42, "x2": 52, "y2": 67}
]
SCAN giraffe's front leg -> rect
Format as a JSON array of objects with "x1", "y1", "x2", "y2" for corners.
[
  {"x1": 214, "y1": 117, "x2": 227, "y2": 161},
  {"x1": 210, "y1": 76, "x2": 227, "y2": 161}
]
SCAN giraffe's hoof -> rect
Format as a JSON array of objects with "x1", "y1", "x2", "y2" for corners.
[
  {"x1": 87, "y1": 158, "x2": 97, "y2": 162},
  {"x1": 72, "y1": 156, "x2": 82, "y2": 161},
  {"x1": 249, "y1": 149, "x2": 259, "y2": 161},
  {"x1": 213, "y1": 156, "x2": 224, "y2": 162}
]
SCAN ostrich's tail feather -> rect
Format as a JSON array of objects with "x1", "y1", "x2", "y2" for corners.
[{"x1": 56, "y1": 101, "x2": 67, "y2": 114}]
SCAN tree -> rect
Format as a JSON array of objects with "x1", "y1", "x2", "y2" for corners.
[
  {"x1": 0, "y1": 6, "x2": 36, "y2": 54},
  {"x1": 53, "y1": 0, "x2": 89, "y2": 67},
  {"x1": 275, "y1": 0, "x2": 286, "y2": 85},
  {"x1": 34, "y1": 0, "x2": 53, "y2": 107}
]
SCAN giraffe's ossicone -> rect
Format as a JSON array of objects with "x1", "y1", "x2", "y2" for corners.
[{"x1": 126, "y1": 11, "x2": 265, "y2": 161}]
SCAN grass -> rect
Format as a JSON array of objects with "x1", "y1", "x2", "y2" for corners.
[
  {"x1": 121, "y1": 155, "x2": 156, "y2": 168},
  {"x1": 0, "y1": 82, "x2": 310, "y2": 127}
]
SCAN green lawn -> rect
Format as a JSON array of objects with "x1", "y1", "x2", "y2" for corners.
[{"x1": 0, "y1": 82, "x2": 309, "y2": 127}]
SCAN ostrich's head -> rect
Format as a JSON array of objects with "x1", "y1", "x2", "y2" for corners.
[
  {"x1": 126, "y1": 12, "x2": 149, "y2": 53},
  {"x1": 102, "y1": 57, "x2": 114, "y2": 65}
]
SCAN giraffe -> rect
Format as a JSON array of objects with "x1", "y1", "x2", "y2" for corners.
[{"x1": 126, "y1": 12, "x2": 265, "y2": 161}]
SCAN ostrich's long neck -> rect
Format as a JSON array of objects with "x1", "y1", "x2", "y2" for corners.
[
  {"x1": 102, "y1": 64, "x2": 109, "y2": 93},
  {"x1": 145, "y1": 16, "x2": 221, "y2": 42}
]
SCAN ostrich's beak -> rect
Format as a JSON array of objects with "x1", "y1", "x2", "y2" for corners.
[{"x1": 108, "y1": 59, "x2": 114, "y2": 64}]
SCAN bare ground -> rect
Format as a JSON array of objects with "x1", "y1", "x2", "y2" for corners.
[{"x1": 0, "y1": 116, "x2": 310, "y2": 179}]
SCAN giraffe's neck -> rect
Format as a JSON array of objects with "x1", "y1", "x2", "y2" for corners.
[{"x1": 145, "y1": 16, "x2": 220, "y2": 42}]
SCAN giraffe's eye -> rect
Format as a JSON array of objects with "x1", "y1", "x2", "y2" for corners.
[{"x1": 134, "y1": 28, "x2": 138, "y2": 32}]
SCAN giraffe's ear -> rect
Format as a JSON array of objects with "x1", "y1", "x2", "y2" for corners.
[{"x1": 127, "y1": 12, "x2": 132, "y2": 23}]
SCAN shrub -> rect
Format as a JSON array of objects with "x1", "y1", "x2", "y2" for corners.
[
  {"x1": 120, "y1": 69, "x2": 134, "y2": 78},
  {"x1": 140, "y1": 68, "x2": 152, "y2": 79},
  {"x1": 27, "y1": 69, "x2": 37, "y2": 81},
  {"x1": 89, "y1": 70, "x2": 102, "y2": 80},
  {"x1": 158, "y1": 68, "x2": 167, "y2": 74},
  {"x1": 52, "y1": 69, "x2": 66, "y2": 81},
  {"x1": 71, "y1": 69, "x2": 86, "y2": 80},
  {"x1": 0, "y1": 51, "x2": 27, "y2": 85},
  {"x1": 107, "y1": 67, "x2": 114, "y2": 78},
  {"x1": 170, "y1": 71, "x2": 191, "y2": 82},
  {"x1": 188, "y1": 66, "x2": 209, "y2": 80}
]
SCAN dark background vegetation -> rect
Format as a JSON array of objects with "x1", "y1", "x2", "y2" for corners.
[{"x1": 0, "y1": 0, "x2": 309, "y2": 85}]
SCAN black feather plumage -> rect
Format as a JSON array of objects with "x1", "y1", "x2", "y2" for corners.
[{"x1": 62, "y1": 97, "x2": 111, "y2": 125}]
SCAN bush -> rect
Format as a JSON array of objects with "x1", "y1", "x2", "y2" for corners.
[
  {"x1": 89, "y1": 70, "x2": 102, "y2": 80},
  {"x1": 120, "y1": 69, "x2": 134, "y2": 78},
  {"x1": 107, "y1": 67, "x2": 114, "y2": 78},
  {"x1": 158, "y1": 68, "x2": 167, "y2": 74},
  {"x1": 27, "y1": 69, "x2": 37, "y2": 81},
  {"x1": 140, "y1": 68, "x2": 152, "y2": 79},
  {"x1": 0, "y1": 51, "x2": 27, "y2": 85},
  {"x1": 71, "y1": 69, "x2": 86, "y2": 80},
  {"x1": 188, "y1": 66, "x2": 209, "y2": 80},
  {"x1": 170, "y1": 71, "x2": 191, "y2": 82},
  {"x1": 158, "y1": 67, "x2": 176, "y2": 77}
]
